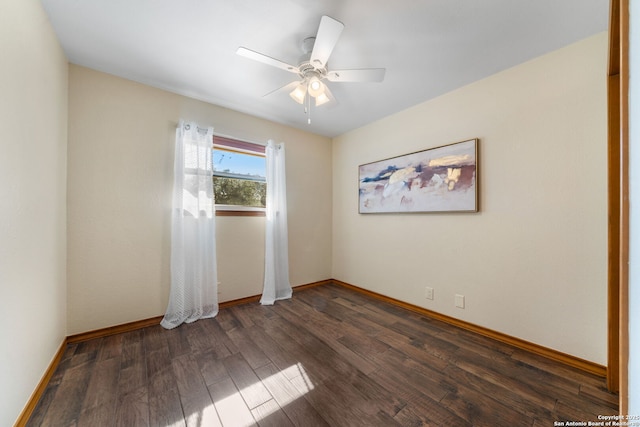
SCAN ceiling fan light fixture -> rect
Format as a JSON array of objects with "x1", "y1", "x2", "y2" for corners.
[
  {"x1": 289, "y1": 83, "x2": 307, "y2": 104},
  {"x1": 315, "y1": 92, "x2": 330, "y2": 106},
  {"x1": 307, "y1": 76, "x2": 325, "y2": 98}
]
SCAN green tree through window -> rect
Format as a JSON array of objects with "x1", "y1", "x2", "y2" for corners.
[
  {"x1": 213, "y1": 176, "x2": 265, "y2": 207},
  {"x1": 212, "y1": 136, "x2": 266, "y2": 210}
]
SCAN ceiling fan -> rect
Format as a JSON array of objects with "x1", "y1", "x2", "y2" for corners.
[{"x1": 236, "y1": 15, "x2": 385, "y2": 123}]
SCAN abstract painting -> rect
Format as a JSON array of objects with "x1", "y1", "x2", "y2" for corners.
[{"x1": 358, "y1": 139, "x2": 478, "y2": 213}]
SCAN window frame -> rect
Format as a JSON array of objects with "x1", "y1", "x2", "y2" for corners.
[{"x1": 212, "y1": 135, "x2": 266, "y2": 217}]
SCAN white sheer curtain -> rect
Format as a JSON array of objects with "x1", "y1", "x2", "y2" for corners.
[
  {"x1": 261, "y1": 140, "x2": 292, "y2": 305},
  {"x1": 161, "y1": 121, "x2": 218, "y2": 329}
]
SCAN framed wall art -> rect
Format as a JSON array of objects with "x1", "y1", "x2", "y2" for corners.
[{"x1": 358, "y1": 139, "x2": 478, "y2": 214}]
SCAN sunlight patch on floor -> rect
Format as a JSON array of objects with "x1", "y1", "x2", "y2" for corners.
[
  {"x1": 215, "y1": 362, "x2": 315, "y2": 425},
  {"x1": 184, "y1": 402, "x2": 221, "y2": 427}
]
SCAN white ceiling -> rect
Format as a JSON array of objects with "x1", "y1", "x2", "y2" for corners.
[{"x1": 40, "y1": 0, "x2": 609, "y2": 138}]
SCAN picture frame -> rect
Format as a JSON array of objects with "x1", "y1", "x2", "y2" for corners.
[{"x1": 358, "y1": 139, "x2": 478, "y2": 214}]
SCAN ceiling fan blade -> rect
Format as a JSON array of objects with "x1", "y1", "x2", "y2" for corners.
[
  {"x1": 262, "y1": 81, "x2": 300, "y2": 98},
  {"x1": 326, "y1": 68, "x2": 386, "y2": 83},
  {"x1": 236, "y1": 47, "x2": 299, "y2": 74},
  {"x1": 310, "y1": 16, "x2": 344, "y2": 69}
]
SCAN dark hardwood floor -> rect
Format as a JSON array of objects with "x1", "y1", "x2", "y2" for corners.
[{"x1": 27, "y1": 283, "x2": 618, "y2": 426}]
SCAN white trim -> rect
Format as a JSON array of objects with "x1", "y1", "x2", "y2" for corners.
[
  {"x1": 215, "y1": 204, "x2": 266, "y2": 212},
  {"x1": 213, "y1": 131, "x2": 267, "y2": 147},
  {"x1": 212, "y1": 144, "x2": 266, "y2": 157}
]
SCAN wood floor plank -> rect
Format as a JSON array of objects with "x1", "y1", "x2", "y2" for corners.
[
  {"x1": 276, "y1": 297, "x2": 344, "y2": 341},
  {"x1": 172, "y1": 353, "x2": 209, "y2": 399},
  {"x1": 222, "y1": 353, "x2": 273, "y2": 410},
  {"x1": 64, "y1": 345, "x2": 98, "y2": 374},
  {"x1": 555, "y1": 397, "x2": 619, "y2": 421},
  {"x1": 387, "y1": 320, "x2": 462, "y2": 361},
  {"x1": 117, "y1": 359, "x2": 147, "y2": 396},
  {"x1": 146, "y1": 347, "x2": 178, "y2": 396},
  {"x1": 76, "y1": 400, "x2": 118, "y2": 427},
  {"x1": 82, "y1": 356, "x2": 120, "y2": 410},
  {"x1": 165, "y1": 323, "x2": 194, "y2": 359},
  {"x1": 38, "y1": 363, "x2": 92, "y2": 427},
  {"x1": 510, "y1": 347, "x2": 608, "y2": 389},
  {"x1": 28, "y1": 284, "x2": 618, "y2": 426},
  {"x1": 183, "y1": 319, "x2": 216, "y2": 355},
  {"x1": 215, "y1": 309, "x2": 243, "y2": 332},
  {"x1": 232, "y1": 304, "x2": 257, "y2": 329},
  {"x1": 120, "y1": 329, "x2": 145, "y2": 369},
  {"x1": 336, "y1": 329, "x2": 390, "y2": 361},
  {"x1": 260, "y1": 319, "x2": 342, "y2": 383},
  {"x1": 142, "y1": 324, "x2": 167, "y2": 352},
  {"x1": 373, "y1": 360, "x2": 452, "y2": 406},
  {"x1": 301, "y1": 379, "x2": 396, "y2": 427},
  {"x1": 240, "y1": 303, "x2": 283, "y2": 325},
  {"x1": 460, "y1": 343, "x2": 614, "y2": 421},
  {"x1": 226, "y1": 326, "x2": 272, "y2": 370},
  {"x1": 197, "y1": 351, "x2": 232, "y2": 386},
  {"x1": 25, "y1": 383, "x2": 59, "y2": 427},
  {"x1": 114, "y1": 385, "x2": 149, "y2": 427},
  {"x1": 273, "y1": 306, "x2": 378, "y2": 375},
  {"x1": 149, "y1": 388, "x2": 186, "y2": 427},
  {"x1": 75, "y1": 337, "x2": 102, "y2": 357},
  {"x1": 254, "y1": 363, "x2": 329, "y2": 427},
  {"x1": 374, "y1": 328, "x2": 451, "y2": 372},
  {"x1": 579, "y1": 383, "x2": 619, "y2": 409},
  {"x1": 394, "y1": 399, "x2": 472, "y2": 427},
  {"x1": 182, "y1": 387, "x2": 223, "y2": 427},
  {"x1": 452, "y1": 349, "x2": 557, "y2": 412},
  {"x1": 98, "y1": 332, "x2": 123, "y2": 361},
  {"x1": 368, "y1": 366, "x2": 431, "y2": 406},
  {"x1": 441, "y1": 363, "x2": 553, "y2": 420},
  {"x1": 439, "y1": 380, "x2": 532, "y2": 426},
  {"x1": 47, "y1": 344, "x2": 76, "y2": 388},
  {"x1": 251, "y1": 399, "x2": 294, "y2": 427},
  {"x1": 242, "y1": 324, "x2": 318, "y2": 384},
  {"x1": 208, "y1": 377, "x2": 257, "y2": 427},
  {"x1": 341, "y1": 367, "x2": 407, "y2": 419},
  {"x1": 199, "y1": 316, "x2": 239, "y2": 357}
]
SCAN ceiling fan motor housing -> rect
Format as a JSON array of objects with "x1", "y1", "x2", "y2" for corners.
[{"x1": 298, "y1": 62, "x2": 327, "y2": 81}]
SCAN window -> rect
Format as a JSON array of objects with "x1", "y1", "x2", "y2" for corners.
[{"x1": 212, "y1": 136, "x2": 266, "y2": 215}]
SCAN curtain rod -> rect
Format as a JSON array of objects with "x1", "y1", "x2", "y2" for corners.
[
  {"x1": 181, "y1": 123, "x2": 212, "y2": 133},
  {"x1": 178, "y1": 122, "x2": 270, "y2": 147}
]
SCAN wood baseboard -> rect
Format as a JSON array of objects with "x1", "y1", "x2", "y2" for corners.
[
  {"x1": 332, "y1": 279, "x2": 607, "y2": 377},
  {"x1": 14, "y1": 340, "x2": 67, "y2": 427},
  {"x1": 292, "y1": 279, "x2": 333, "y2": 292},
  {"x1": 67, "y1": 315, "x2": 165, "y2": 344}
]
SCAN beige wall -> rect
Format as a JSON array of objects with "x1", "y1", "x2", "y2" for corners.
[
  {"x1": 67, "y1": 65, "x2": 332, "y2": 334},
  {"x1": 332, "y1": 33, "x2": 608, "y2": 364},
  {"x1": 0, "y1": 0, "x2": 68, "y2": 424}
]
